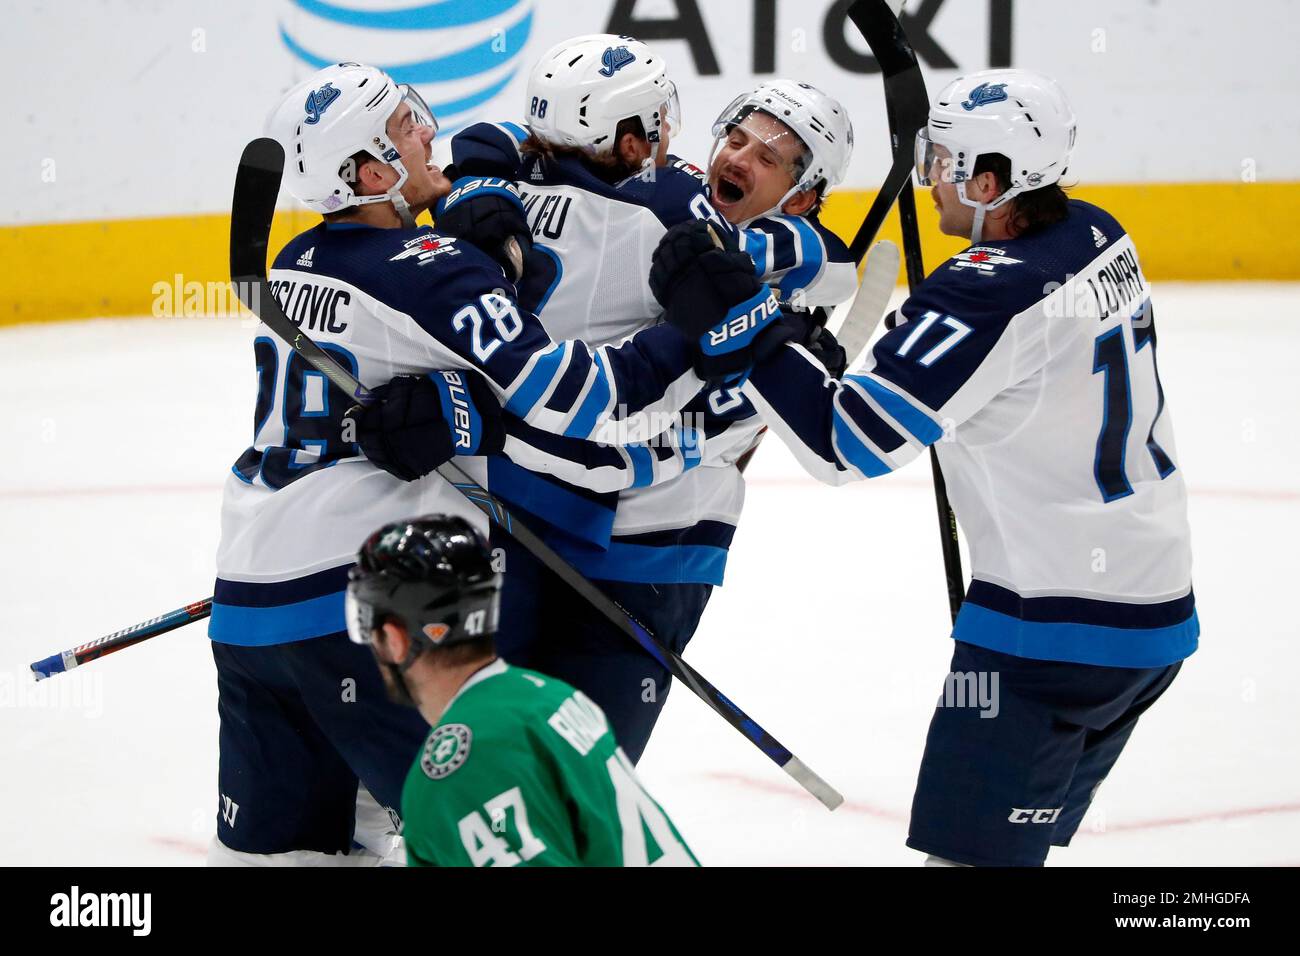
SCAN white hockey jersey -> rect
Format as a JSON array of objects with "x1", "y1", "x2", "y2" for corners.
[
  {"x1": 743, "y1": 200, "x2": 1197, "y2": 667},
  {"x1": 210, "y1": 222, "x2": 707, "y2": 645},
  {"x1": 451, "y1": 122, "x2": 858, "y2": 584}
]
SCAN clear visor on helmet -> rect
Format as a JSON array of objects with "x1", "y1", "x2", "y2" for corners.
[
  {"x1": 396, "y1": 84, "x2": 438, "y2": 138},
  {"x1": 710, "y1": 95, "x2": 813, "y2": 186},
  {"x1": 914, "y1": 128, "x2": 958, "y2": 186},
  {"x1": 344, "y1": 587, "x2": 375, "y2": 646},
  {"x1": 659, "y1": 81, "x2": 681, "y2": 143}
]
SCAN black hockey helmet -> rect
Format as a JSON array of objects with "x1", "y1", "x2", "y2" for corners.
[{"x1": 345, "y1": 514, "x2": 500, "y2": 665}]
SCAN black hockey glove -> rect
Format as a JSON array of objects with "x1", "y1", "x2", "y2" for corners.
[
  {"x1": 345, "y1": 369, "x2": 505, "y2": 483},
  {"x1": 433, "y1": 177, "x2": 533, "y2": 284},
  {"x1": 649, "y1": 220, "x2": 796, "y2": 386},
  {"x1": 805, "y1": 323, "x2": 848, "y2": 378}
]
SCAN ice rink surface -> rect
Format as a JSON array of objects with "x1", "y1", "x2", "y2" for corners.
[{"x1": 2, "y1": 283, "x2": 1297, "y2": 866}]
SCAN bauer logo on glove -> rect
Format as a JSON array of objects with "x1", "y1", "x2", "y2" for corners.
[{"x1": 702, "y1": 288, "x2": 782, "y2": 355}]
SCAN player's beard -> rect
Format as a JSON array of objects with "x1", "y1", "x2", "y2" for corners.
[{"x1": 376, "y1": 658, "x2": 418, "y2": 709}]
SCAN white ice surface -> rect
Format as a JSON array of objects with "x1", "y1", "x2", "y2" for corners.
[{"x1": 1, "y1": 283, "x2": 1297, "y2": 866}]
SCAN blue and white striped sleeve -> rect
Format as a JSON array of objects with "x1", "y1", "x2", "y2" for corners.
[
  {"x1": 497, "y1": 413, "x2": 705, "y2": 494},
  {"x1": 410, "y1": 244, "x2": 705, "y2": 448},
  {"x1": 739, "y1": 215, "x2": 858, "y2": 309},
  {"x1": 742, "y1": 274, "x2": 1052, "y2": 484}
]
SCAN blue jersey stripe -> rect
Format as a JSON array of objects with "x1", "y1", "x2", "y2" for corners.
[
  {"x1": 627, "y1": 443, "x2": 655, "y2": 488},
  {"x1": 778, "y1": 216, "x2": 825, "y2": 298},
  {"x1": 832, "y1": 405, "x2": 891, "y2": 477},
  {"x1": 953, "y1": 603, "x2": 1199, "y2": 668},
  {"x1": 561, "y1": 541, "x2": 729, "y2": 586},
  {"x1": 564, "y1": 356, "x2": 613, "y2": 438},
  {"x1": 966, "y1": 580, "x2": 1196, "y2": 629},
  {"x1": 856, "y1": 375, "x2": 944, "y2": 445},
  {"x1": 214, "y1": 564, "x2": 352, "y2": 608},
  {"x1": 504, "y1": 343, "x2": 567, "y2": 418},
  {"x1": 209, "y1": 591, "x2": 346, "y2": 645}
]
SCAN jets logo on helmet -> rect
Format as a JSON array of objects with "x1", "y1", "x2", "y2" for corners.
[
  {"x1": 304, "y1": 83, "x2": 341, "y2": 124},
  {"x1": 524, "y1": 34, "x2": 679, "y2": 156},
  {"x1": 960, "y1": 82, "x2": 1009, "y2": 111},
  {"x1": 599, "y1": 45, "x2": 636, "y2": 77},
  {"x1": 916, "y1": 69, "x2": 1077, "y2": 242},
  {"x1": 266, "y1": 62, "x2": 438, "y2": 226}
]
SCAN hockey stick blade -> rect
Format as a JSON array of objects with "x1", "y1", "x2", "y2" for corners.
[
  {"x1": 835, "y1": 239, "x2": 900, "y2": 366},
  {"x1": 230, "y1": 139, "x2": 844, "y2": 810}
]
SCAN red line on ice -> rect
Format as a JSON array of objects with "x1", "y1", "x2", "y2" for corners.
[{"x1": 701, "y1": 771, "x2": 1300, "y2": 833}]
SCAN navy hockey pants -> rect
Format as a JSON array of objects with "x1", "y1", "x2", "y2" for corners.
[
  {"x1": 211, "y1": 632, "x2": 429, "y2": 855},
  {"x1": 907, "y1": 639, "x2": 1182, "y2": 866}
]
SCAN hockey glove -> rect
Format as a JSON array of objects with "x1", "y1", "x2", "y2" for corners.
[
  {"x1": 433, "y1": 177, "x2": 532, "y2": 283},
  {"x1": 346, "y1": 369, "x2": 505, "y2": 483},
  {"x1": 649, "y1": 220, "x2": 795, "y2": 386}
]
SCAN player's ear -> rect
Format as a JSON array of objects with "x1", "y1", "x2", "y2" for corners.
[
  {"x1": 357, "y1": 157, "x2": 390, "y2": 196},
  {"x1": 617, "y1": 131, "x2": 649, "y2": 169},
  {"x1": 970, "y1": 170, "x2": 1003, "y2": 204},
  {"x1": 781, "y1": 188, "x2": 818, "y2": 217},
  {"x1": 378, "y1": 620, "x2": 411, "y2": 662}
]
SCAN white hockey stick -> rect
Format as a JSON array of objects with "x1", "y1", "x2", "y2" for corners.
[{"x1": 834, "y1": 239, "x2": 900, "y2": 368}]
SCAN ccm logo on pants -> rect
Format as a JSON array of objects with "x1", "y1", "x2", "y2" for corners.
[{"x1": 1008, "y1": 807, "x2": 1062, "y2": 824}]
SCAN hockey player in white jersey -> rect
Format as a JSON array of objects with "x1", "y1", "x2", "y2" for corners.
[
  {"x1": 736, "y1": 70, "x2": 1197, "y2": 866},
  {"x1": 207, "y1": 62, "x2": 788, "y2": 865},
  {"x1": 380, "y1": 40, "x2": 860, "y2": 762}
]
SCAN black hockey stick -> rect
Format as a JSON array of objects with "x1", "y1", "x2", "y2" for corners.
[
  {"x1": 848, "y1": 0, "x2": 966, "y2": 622},
  {"x1": 231, "y1": 137, "x2": 843, "y2": 810},
  {"x1": 845, "y1": 0, "x2": 929, "y2": 264},
  {"x1": 30, "y1": 598, "x2": 212, "y2": 680}
]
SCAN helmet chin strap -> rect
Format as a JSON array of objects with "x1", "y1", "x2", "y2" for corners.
[
  {"x1": 969, "y1": 202, "x2": 987, "y2": 244},
  {"x1": 387, "y1": 187, "x2": 419, "y2": 229}
]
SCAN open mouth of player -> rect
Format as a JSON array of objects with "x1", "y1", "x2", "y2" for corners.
[{"x1": 716, "y1": 175, "x2": 747, "y2": 207}]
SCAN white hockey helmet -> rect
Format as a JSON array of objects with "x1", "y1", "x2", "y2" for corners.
[
  {"x1": 916, "y1": 69, "x2": 1077, "y2": 241},
  {"x1": 524, "y1": 34, "x2": 680, "y2": 157},
  {"x1": 265, "y1": 62, "x2": 437, "y2": 225},
  {"x1": 709, "y1": 79, "x2": 854, "y2": 218}
]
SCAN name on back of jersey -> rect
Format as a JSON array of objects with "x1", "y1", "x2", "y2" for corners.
[
  {"x1": 267, "y1": 278, "x2": 350, "y2": 334},
  {"x1": 547, "y1": 691, "x2": 609, "y2": 757}
]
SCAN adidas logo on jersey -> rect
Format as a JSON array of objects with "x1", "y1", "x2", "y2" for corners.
[
  {"x1": 1092, "y1": 225, "x2": 1109, "y2": 248},
  {"x1": 296, "y1": 247, "x2": 315, "y2": 268}
]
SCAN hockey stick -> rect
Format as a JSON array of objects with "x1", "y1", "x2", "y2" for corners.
[
  {"x1": 231, "y1": 137, "x2": 843, "y2": 810},
  {"x1": 833, "y1": 238, "x2": 900, "y2": 365},
  {"x1": 30, "y1": 599, "x2": 212, "y2": 681},
  {"x1": 848, "y1": 0, "x2": 966, "y2": 622}
]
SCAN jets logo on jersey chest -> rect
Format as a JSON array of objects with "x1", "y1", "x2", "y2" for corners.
[
  {"x1": 422, "y1": 724, "x2": 472, "y2": 779},
  {"x1": 949, "y1": 247, "x2": 1022, "y2": 274},
  {"x1": 390, "y1": 234, "x2": 461, "y2": 265}
]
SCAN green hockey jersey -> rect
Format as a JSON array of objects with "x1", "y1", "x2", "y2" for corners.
[{"x1": 402, "y1": 659, "x2": 699, "y2": 867}]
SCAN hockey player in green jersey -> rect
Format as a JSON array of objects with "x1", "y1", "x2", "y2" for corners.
[{"x1": 345, "y1": 514, "x2": 699, "y2": 867}]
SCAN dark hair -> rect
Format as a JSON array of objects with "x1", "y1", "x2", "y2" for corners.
[
  {"x1": 521, "y1": 116, "x2": 649, "y2": 184},
  {"x1": 972, "y1": 152, "x2": 1069, "y2": 237}
]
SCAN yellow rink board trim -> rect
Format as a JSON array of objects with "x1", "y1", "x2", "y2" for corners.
[{"x1": 2, "y1": 182, "x2": 1297, "y2": 325}]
